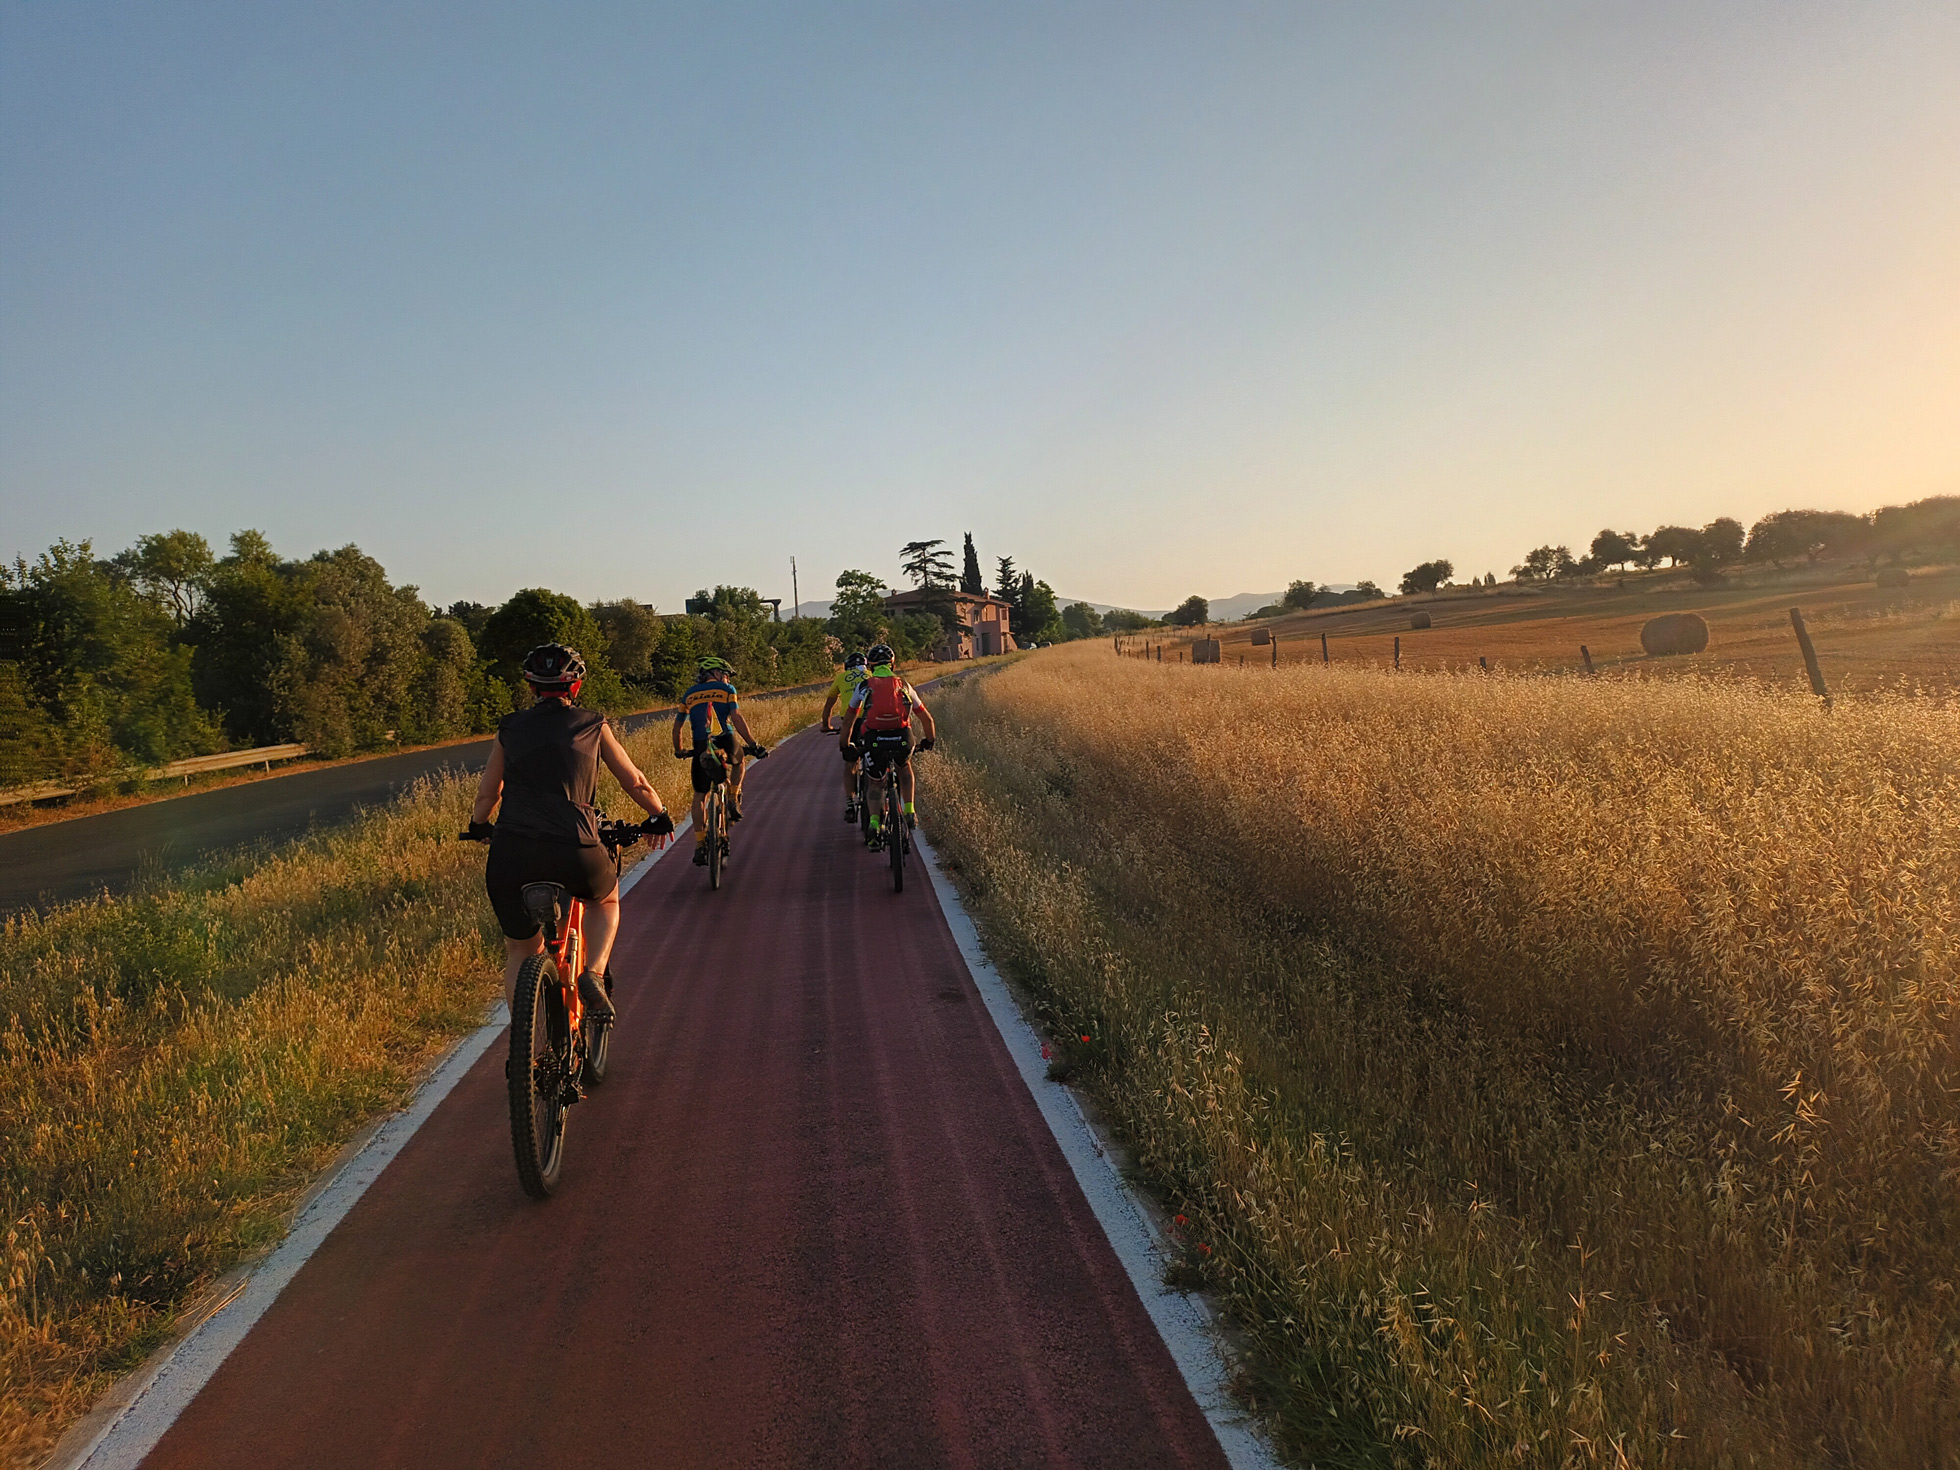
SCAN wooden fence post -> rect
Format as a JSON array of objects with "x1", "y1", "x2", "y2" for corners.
[
  {"x1": 1393, "y1": 635, "x2": 1400, "y2": 669},
  {"x1": 1790, "y1": 608, "x2": 1831, "y2": 709},
  {"x1": 1479, "y1": 656, "x2": 1487, "y2": 670},
  {"x1": 1320, "y1": 632, "x2": 1329, "y2": 665},
  {"x1": 1580, "y1": 644, "x2": 1595, "y2": 674},
  {"x1": 1270, "y1": 636, "x2": 1278, "y2": 669}
]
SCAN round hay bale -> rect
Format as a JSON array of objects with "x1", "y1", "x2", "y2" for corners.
[
  {"x1": 1875, "y1": 567, "x2": 1910, "y2": 588},
  {"x1": 1640, "y1": 612, "x2": 1709, "y2": 656},
  {"x1": 1409, "y1": 611, "x2": 1432, "y2": 630}
]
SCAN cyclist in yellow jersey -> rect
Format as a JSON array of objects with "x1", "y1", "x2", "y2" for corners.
[{"x1": 821, "y1": 650, "x2": 870, "y2": 823}]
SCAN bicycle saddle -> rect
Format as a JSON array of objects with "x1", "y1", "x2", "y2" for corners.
[{"x1": 521, "y1": 882, "x2": 569, "y2": 933}]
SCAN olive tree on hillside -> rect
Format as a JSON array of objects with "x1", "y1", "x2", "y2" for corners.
[
  {"x1": 1398, "y1": 559, "x2": 1453, "y2": 595},
  {"x1": 1698, "y1": 517, "x2": 1745, "y2": 565},
  {"x1": 1644, "y1": 526, "x2": 1702, "y2": 567},
  {"x1": 1588, "y1": 530, "x2": 1640, "y2": 571},
  {"x1": 1167, "y1": 595, "x2": 1209, "y2": 626},
  {"x1": 1282, "y1": 580, "x2": 1319, "y2": 610}
]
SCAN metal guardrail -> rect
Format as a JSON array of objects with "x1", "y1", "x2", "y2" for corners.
[
  {"x1": 0, "y1": 674, "x2": 872, "y2": 809},
  {"x1": 0, "y1": 743, "x2": 312, "y2": 807}
]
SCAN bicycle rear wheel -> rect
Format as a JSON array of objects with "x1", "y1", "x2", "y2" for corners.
[
  {"x1": 707, "y1": 790, "x2": 725, "y2": 890},
  {"x1": 887, "y1": 776, "x2": 905, "y2": 892},
  {"x1": 582, "y1": 968, "x2": 613, "y2": 1084},
  {"x1": 857, "y1": 770, "x2": 872, "y2": 844},
  {"x1": 509, "y1": 952, "x2": 571, "y2": 1198}
]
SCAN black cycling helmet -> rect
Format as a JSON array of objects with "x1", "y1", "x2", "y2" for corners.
[
  {"x1": 866, "y1": 643, "x2": 895, "y2": 666},
  {"x1": 843, "y1": 651, "x2": 868, "y2": 670},
  {"x1": 521, "y1": 643, "x2": 586, "y2": 695}
]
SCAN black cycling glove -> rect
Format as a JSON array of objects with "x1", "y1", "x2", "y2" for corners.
[
  {"x1": 464, "y1": 820, "x2": 495, "y2": 841},
  {"x1": 917, "y1": 736, "x2": 936, "y2": 752},
  {"x1": 747, "y1": 743, "x2": 768, "y2": 759},
  {"x1": 643, "y1": 812, "x2": 675, "y2": 836}
]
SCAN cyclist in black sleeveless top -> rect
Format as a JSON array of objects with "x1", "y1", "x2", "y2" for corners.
[{"x1": 468, "y1": 644, "x2": 672, "y2": 1022}]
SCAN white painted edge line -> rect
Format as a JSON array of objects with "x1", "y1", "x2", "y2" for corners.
[
  {"x1": 914, "y1": 832, "x2": 1283, "y2": 1470},
  {"x1": 64, "y1": 1011, "x2": 508, "y2": 1470},
  {"x1": 61, "y1": 823, "x2": 692, "y2": 1470}
]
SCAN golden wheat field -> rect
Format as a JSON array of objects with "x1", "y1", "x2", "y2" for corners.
[
  {"x1": 927, "y1": 645, "x2": 1960, "y2": 1466},
  {"x1": 0, "y1": 695, "x2": 821, "y2": 1468}
]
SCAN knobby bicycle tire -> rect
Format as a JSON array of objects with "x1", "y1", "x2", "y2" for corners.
[
  {"x1": 509, "y1": 952, "x2": 571, "y2": 1198},
  {"x1": 887, "y1": 775, "x2": 905, "y2": 892}
]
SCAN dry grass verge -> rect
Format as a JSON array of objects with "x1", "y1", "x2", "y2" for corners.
[
  {"x1": 926, "y1": 646, "x2": 1959, "y2": 1466},
  {"x1": 0, "y1": 695, "x2": 820, "y2": 1467}
]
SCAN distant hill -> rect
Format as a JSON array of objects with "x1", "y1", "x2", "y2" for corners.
[
  {"x1": 801, "y1": 587, "x2": 1361, "y2": 625},
  {"x1": 1055, "y1": 589, "x2": 1369, "y2": 622}
]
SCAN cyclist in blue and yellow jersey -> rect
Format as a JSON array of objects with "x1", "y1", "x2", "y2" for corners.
[
  {"x1": 840, "y1": 643, "x2": 935, "y2": 846},
  {"x1": 671, "y1": 656, "x2": 767, "y2": 865},
  {"x1": 821, "y1": 650, "x2": 871, "y2": 823}
]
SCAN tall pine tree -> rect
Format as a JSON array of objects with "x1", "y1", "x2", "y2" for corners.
[
  {"x1": 961, "y1": 533, "x2": 984, "y2": 595},
  {"x1": 993, "y1": 556, "x2": 1018, "y2": 603}
]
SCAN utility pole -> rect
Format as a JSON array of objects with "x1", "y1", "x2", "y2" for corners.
[{"x1": 791, "y1": 557, "x2": 800, "y2": 619}]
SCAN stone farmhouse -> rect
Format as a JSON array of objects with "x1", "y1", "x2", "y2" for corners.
[{"x1": 882, "y1": 587, "x2": 1018, "y2": 660}]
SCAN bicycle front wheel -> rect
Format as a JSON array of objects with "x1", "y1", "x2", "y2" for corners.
[
  {"x1": 888, "y1": 778, "x2": 905, "y2": 893},
  {"x1": 509, "y1": 952, "x2": 571, "y2": 1198}
]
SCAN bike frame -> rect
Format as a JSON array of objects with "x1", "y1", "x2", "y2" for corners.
[
  {"x1": 684, "y1": 745, "x2": 735, "y2": 889},
  {"x1": 533, "y1": 896, "x2": 589, "y2": 1035}
]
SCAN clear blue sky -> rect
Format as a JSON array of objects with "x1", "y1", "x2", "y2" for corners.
[{"x1": 4, "y1": 3, "x2": 1957, "y2": 611}]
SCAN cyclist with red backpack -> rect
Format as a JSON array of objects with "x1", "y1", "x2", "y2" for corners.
[{"x1": 839, "y1": 643, "x2": 936, "y2": 846}]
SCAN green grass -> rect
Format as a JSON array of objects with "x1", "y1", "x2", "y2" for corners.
[{"x1": 0, "y1": 693, "x2": 822, "y2": 1468}]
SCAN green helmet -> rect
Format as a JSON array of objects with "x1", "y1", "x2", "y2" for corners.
[{"x1": 697, "y1": 656, "x2": 733, "y2": 674}]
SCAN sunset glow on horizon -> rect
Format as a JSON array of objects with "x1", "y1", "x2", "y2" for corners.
[{"x1": 3, "y1": 3, "x2": 1957, "y2": 608}]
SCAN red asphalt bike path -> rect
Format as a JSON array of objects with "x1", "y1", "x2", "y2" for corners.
[{"x1": 139, "y1": 727, "x2": 1229, "y2": 1470}]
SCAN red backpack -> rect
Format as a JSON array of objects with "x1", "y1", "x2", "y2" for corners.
[{"x1": 859, "y1": 672, "x2": 911, "y2": 731}]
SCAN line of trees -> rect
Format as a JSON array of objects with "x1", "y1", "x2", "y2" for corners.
[
  {"x1": 834, "y1": 534, "x2": 1107, "y2": 649},
  {"x1": 1527, "y1": 496, "x2": 1960, "y2": 583},
  {"x1": 0, "y1": 529, "x2": 838, "y2": 789},
  {"x1": 1387, "y1": 494, "x2": 1960, "y2": 601}
]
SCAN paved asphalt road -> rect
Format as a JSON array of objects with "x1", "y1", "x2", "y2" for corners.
[
  {"x1": 137, "y1": 728, "x2": 1227, "y2": 1469},
  {"x1": 0, "y1": 697, "x2": 816, "y2": 915}
]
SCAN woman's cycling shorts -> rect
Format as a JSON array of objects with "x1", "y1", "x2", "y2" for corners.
[{"x1": 486, "y1": 832, "x2": 618, "y2": 940}]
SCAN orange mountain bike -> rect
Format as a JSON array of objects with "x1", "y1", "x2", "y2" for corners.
[{"x1": 464, "y1": 818, "x2": 653, "y2": 1197}]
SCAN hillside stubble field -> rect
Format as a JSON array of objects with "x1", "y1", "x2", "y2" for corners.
[{"x1": 1157, "y1": 561, "x2": 1960, "y2": 695}]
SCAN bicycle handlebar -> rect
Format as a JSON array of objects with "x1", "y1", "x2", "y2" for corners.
[{"x1": 458, "y1": 816, "x2": 672, "y2": 848}]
